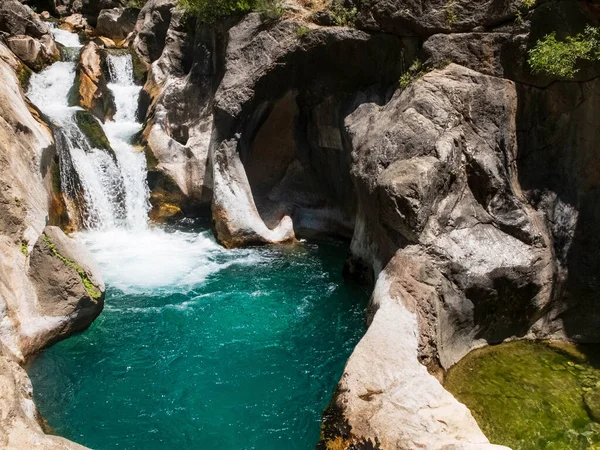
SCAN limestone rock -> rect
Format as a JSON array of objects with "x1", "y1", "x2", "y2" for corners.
[
  {"x1": 353, "y1": 0, "x2": 521, "y2": 36},
  {"x1": 134, "y1": 0, "x2": 214, "y2": 218},
  {"x1": 60, "y1": 13, "x2": 93, "y2": 34},
  {"x1": 69, "y1": 41, "x2": 115, "y2": 121},
  {"x1": 0, "y1": 0, "x2": 49, "y2": 39},
  {"x1": 319, "y1": 254, "x2": 510, "y2": 450},
  {"x1": 5, "y1": 34, "x2": 58, "y2": 71},
  {"x1": 96, "y1": 7, "x2": 139, "y2": 42}
]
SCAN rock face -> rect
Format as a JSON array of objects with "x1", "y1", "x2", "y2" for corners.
[
  {"x1": 123, "y1": 0, "x2": 598, "y2": 447},
  {"x1": 96, "y1": 7, "x2": 138, "y2": 41},
  {"x1": 0, "y1": 352, "x2": 88, "y2": 450},
  {"x1": 133, "y1": 0, "x2": 215, "y2": 220},
  {"x1": 29, "y1": 226, "x2": 105, "y2": 347}
]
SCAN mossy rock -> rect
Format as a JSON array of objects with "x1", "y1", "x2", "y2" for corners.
[
  {"x1": 130, "y1": 49, "x2": 148, "y2": 84},
  {"x1": 17, "y1": 64, "x2": 33, "y2": 91},
  {"x1": 74, "y1": 110, "x2": 115, "y2": 157}
]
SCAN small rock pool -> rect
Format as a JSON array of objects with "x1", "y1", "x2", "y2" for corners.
[
  {"x1": 27, "y1": 226, "x2": 367, "y2": 449},
  {"x1": 444, "y1": 340, "x2": 600, "y2": 450}
]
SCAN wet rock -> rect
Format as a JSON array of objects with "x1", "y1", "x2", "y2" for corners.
[
  {"x1": 74, "y1": 110, "x2": 113, "y2": 154},
  {"x1": 97, "y1": 7, "x2": 139, "y2": 41},
  {"x1": 69, "y1": 41, "x2": 115, "y2": 121}
]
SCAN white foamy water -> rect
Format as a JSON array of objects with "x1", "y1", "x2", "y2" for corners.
[
  {"x1": 77, "y1": 229, "x2": 265, "y2": 294},
  {"x1": 28, "y1": 29, "x2": 149, "y2": 230},
  {"x1": 48, "y1": 22, "x2": 82, "y2": 48}
]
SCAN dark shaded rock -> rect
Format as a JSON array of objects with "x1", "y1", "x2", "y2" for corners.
[
  {"x1": 96, "y1": 7, "x2": 139, "y2": 41},
  {"x1": 74, "y1": 110, "x2": 114, "y2": 154},
  {"x1": 0, "y1": 0, "x2": 49, "y2": 38}
]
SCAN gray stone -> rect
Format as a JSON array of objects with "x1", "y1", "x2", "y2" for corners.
[{"x1": 96, "y1": 7, "x2": 139, "y2": 41}]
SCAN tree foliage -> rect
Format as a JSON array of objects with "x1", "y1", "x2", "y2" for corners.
[
  {"x1": 179, "y1": 0, "x2": 281, "y2": 21},
  {"x1": 528, "y1": 26, "x2": 600, "y2": 78}
]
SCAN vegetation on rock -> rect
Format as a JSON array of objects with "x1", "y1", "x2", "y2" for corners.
[
  {"x1": 529, "y1": 26, "x2": 600, "y2": 78},
  {"x1": 74, "y1": 110, "x2": 114, "y2": 154},
  {"x1": 42, "y1": 234, "x2": 102, "y2": 299},
  {"x1": 445, "y1": 341, "x2": 600, "y2": 450},
  {"x1": 179, "y1": 0, "x2": 282, "y2": 21}
]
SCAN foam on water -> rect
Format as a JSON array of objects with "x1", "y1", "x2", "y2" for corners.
[
  {"x1": 77, "y1": 227, "x2": 264, "y2": 294},
  {"x1": 48, "y1": 22, "x2": 82, "y2": 48}
]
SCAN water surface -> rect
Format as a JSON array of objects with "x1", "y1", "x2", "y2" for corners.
[{"x1": 28, "y1": 227, "x2": 367, "y2": 449}]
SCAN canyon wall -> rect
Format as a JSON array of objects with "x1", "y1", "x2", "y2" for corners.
[{"x1": 0, "y1": 0, "x2": 598, "y2": 448}]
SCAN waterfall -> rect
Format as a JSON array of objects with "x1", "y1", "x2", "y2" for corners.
[{"x1": 28, "y1": 27, "x2": 150, "y2": 231}]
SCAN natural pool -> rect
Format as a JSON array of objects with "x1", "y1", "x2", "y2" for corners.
[
  {"x1": 444, "y1": 341, "x2": 600, "y2": 450},
  {"x1": 28, "y1": 226, "x2": 367, "y2": 449}
]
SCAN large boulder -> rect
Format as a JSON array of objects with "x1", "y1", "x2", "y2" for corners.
[
  {"x1": 69, "y1": 41, "x2": 115, "y2": 121},
  {"x1": 5, "y1": 34, "x2": 58, "y2": 71},
  {"x1": 96, "y1": 7, "x2": 139, "y2": 41},
  {"x1": 0, "y1": 0, "x2": 49, "y2": 38},
  {"x1": 28, "y1": 226, "x2": 105, "y2": 346}
]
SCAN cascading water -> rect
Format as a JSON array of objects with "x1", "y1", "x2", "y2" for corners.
[{"x1": 28, "y1": 28, "x2": 149, "y2": 230}]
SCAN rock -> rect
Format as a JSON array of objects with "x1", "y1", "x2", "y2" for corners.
[
  {"x1": 0, "y1": 0, "x2": 59, "y2": 70},
  {"x1": 60, "y1": 13, "x2": 93, "y2": 34},
  {"x1": 210, "y1": 14, "x2": 417, "y2": 246},
  {"x1": 0, "y1": 352, "x2": 89, "y2": 449},
  {"x1": 74, "y1": 110, "x2": 113, "y2": 153},
  {"x1": 96, "y1": 7, "x2": 139, "y2": 41},
  {"x1": 49, "y1": 0, "x2": 123, "y2": 25},
  {"x1": 319, "y1": 252, "x2": 510, "y2": 450},
  {"x1": 5, "y1": 34, "x2": 58, "y2": 71},
  {"x1": 69, "y1": 41, "x2": 115, "y2": 121},
  {"x1": 134, "y1": 0, "x2": 214, "y2": 218},
  {"x1": 28, "y1": 226, "x2": 105, "y2": 346},
  {"x1": 0, "y1": 0, "x2": 49, "y2": 38},
  {"x1": 353, "y1": 0, "x2": 522, "y2": 36}
]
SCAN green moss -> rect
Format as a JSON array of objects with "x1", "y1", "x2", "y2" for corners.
[
  {"x1": 445, "y1": 0, "x2": 457, "y2": 26},
  {"x1": 17, "y1": 65, "x2": 33, "y2": 90},
  {"x1": 20, "y1": 242, "x2": 28, "y2": 256},
  {"x1": 14, "y1": 197, "x2": 22, "y2": 208},
  {"x1": 74, "y1": 110, "x2": 114, "y2": 154},
  {"x1": 42, "y1": 234, "x2": 102, "y2": 299},
  {"x1": 445, "y1": 341, "x2": 600, "y2": 450},
  {"x1": 130, "y1": 50, "x2": 147, "y2": 84}
]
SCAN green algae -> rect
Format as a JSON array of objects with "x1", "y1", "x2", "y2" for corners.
[
  {"x1": 444, "y1": 341, "x2": 600, "y2": 450},
  {"x1": 74, "y1": 110, "x2": 114, "y2": 155},
  {"x1": 42, "y1": 234, "x2": 101, "y2": 299}
]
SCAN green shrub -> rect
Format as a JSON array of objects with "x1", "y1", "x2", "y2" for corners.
[
  {"x1": 330, "y1": 0, "x2": 357, "y2": 27},
  {"x1": 296, "y1": 25, "x2": 310, "y2": 38},
  {"x1": 180, "y1": 0, "x2": 282, "y2": 21},
  {"x1": 399, "y1": 60, "x2": 426, "y2": 89},
  {"x1": 528, "y1": 26, "x2": 600, "y2": 78}
]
